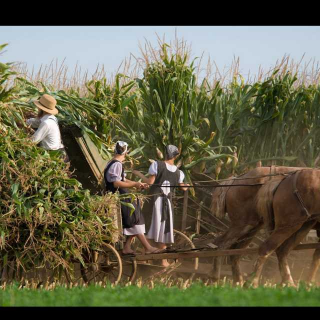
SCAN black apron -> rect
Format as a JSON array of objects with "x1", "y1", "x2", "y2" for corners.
[
  {"x1": 148, "y1": 161, "x2": 180, "y2": 234},
  {"x1": 104, "y1": 160, "x2": 144, "y2": 229}
]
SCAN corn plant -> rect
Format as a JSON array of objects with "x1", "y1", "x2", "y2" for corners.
[
  {"x1": 0, "y1": 49, "x2": 121, "y2": 281},
  {"x1": 229, "y1": 70, "x2": 320, "y2": 168},
  {"x1": 12, "y1": 78, "x2": 120, "y2": 158},
  {"x1": 121, "y1": 44, "x2": 235, "y2": 189},
  {"x1": 0, "y1": 105, "x2": 120, "y2": 280}
]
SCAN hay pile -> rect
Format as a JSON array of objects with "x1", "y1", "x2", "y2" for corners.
[{"x1": 0, "y1": 104, "x2": 119, "y2": 277}]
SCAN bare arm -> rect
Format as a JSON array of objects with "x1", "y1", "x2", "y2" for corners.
[
  {"x1": 179, "y1": 182, "x2": 190, "y2": 192},
  {"x1": 133, "y1": 170, "x2": 188, "y2": 189},
  {"x1": 113, "y1": 179, "x2": 148, "y2": 190},
  {"x1": 132, "y1": 170, "x2": 156, "y2": 185}
]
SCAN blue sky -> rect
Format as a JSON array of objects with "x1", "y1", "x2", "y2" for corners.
[{"x1": 1, "y1": 26, "x2": 320, "y2": 82}]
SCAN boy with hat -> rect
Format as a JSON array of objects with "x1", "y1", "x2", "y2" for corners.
[{"x1": 26, "y1": 94, "x2": 68, "y2": 161}]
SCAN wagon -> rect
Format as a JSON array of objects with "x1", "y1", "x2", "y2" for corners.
[
  {"x1": 33, "y1": 125, "x2": 198, "y2": 286},
  {"x1": 120, "y1": 170, "x2": 320, "y2": 285},
  {"x1": 6, "y1": 127, "x2": 316, "y2": 287}
]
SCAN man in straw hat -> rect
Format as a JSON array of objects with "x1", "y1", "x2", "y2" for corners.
[{"x1": 26, "y1": 94, "x2": 68, "y2": 161}]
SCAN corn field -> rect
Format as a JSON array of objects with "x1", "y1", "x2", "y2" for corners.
[
  {"x1": 1, "y1": 36, "x2": 320, "y2": 286},
  {"x1": 10, "y1": 38, "x2": 320, "y2": 180}
]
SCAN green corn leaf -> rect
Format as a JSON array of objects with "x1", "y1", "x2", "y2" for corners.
[{"x1": 120, "y1": 201, "x2": 135, "y2": 216}]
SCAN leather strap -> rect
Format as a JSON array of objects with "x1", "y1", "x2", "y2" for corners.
[
  {"x1": 269, "y1": 165, "x2": 276, "y2": 181},
  {"x1": 292, "y1": 170, "x2": 311, "y2": 217}
]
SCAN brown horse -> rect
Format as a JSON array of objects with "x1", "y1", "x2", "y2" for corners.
[
  {"x1": 245, "y1": 169, "x2": 320, "y2": 287},
  {"x1": 208, "y1": 166, "x2": 306, "y2": 284}
]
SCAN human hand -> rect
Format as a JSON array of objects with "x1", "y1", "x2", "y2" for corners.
[
  {"x1": 26, "y1": 127, "x2": 35, "y2": 134},
  {"x1": 135, "y1": 181, "x2": 149, "y2": 190},
  {"x1": 135, "y1": 181, "x2": 144, "y2": 189},
  {"x1": 181, "y1": 183, "x2": 190, "y2": 191},
  {"x1": 16, "y1": 122, "x2": 24, "y2": 129},
  {"x1": 24, "y1": 111, "x2": 36, "y2": 119},
  {"x1": 141, "y1": 183, "x2": 149, "y2": 190}
]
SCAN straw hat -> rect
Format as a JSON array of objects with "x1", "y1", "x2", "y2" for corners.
[{"x1": 33, "y1": 94, "x2": 58, "y2": 115}]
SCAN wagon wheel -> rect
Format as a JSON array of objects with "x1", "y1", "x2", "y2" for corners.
[
  {"x1": 1, "y1": 262, "x2": 46, "y2": 288},
  {"x1": 80, "y1": 243, "x2": 122, "y2": 285},
  {"x1": 39, "y1": 263, "x2": 74, "y2": 287},
  {"x1": 166, "y1": 230, "x2": 199, "y2": 280},
  {"x1": 23, "y1": 268, "x2": 49, "y2": 288},
  {"x1": 131, "y1": 229, "x2": 198, "y2": 280},
  {"x1": 0, "y1": 262, "x2": 38, "y2": 286},
  {"x1": 0, "y1": 261, "x2": 15, "y2": 285},
  {"x1": 121, "y1": 258, "x2": 138, "y2": 283}
]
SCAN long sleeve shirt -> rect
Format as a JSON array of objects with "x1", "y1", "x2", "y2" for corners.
[{"x1": 26, "y1": 114, "x2": 64, "y2": 150}]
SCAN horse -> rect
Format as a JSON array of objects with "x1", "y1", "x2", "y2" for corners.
[
  {"x1": 245, "y1": 169, "x2": 320, "y2": 287},
  {"x1": 206, "y1": 166, "x2": 307, "y2": 284}
]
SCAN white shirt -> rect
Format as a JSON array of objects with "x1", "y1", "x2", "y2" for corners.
[
  {"x1": 26, "y1": 115, "x2": 64, "y2": 150},
  {"x1": 105, "y1": 161, "x2": 127, "y2": 182},
  {"x1": 148, "y1": 161, "x2": 185, "y2": 183}
]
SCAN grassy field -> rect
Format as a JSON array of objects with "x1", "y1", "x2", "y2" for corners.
[{"x1": 1, "y1": 282, "x2": 320, "y2": 306}]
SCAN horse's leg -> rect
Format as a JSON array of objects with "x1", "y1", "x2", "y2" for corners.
[
  {"x1": 213, "y1": 225, "x2": 254, "y2": 248},
  {"x1": 307, "y1": 228, "x2": 320, "y2": 284},
  {"x1": 211, "y1": 225, "x2": 256, "y2": 280},
  {"x1": 244, "y1": 222, "x2": 305, "y2": 288},
  {"x1": 276, "y1": 220, "x2": 316, "y2": 287},
  {"x1": 210, "y1": 230, "x2": 230, "y2": 248},
  {"x1": 230, "y1": 221, "x2": 264, "y2": 285},
  {"x1": 307, "y1": 248, "x2": 320, "y2": 284}
]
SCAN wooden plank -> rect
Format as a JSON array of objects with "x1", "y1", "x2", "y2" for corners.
[
  {"x1": 82, "y1": 133, "x2": 107, "y2": 177},
  {"x1": 192, "y1": 221, "x2": 215, "y2": 234},
  {"x1": 196, "y1": 209, "x2": 201, "y2": 234},
  {"x1": 294, "y1": 243, "x2": 320, "y2": 250},
  {"x1": 76, "y1": 137, "x2": 101, "y2": 183},
  {"x1": 135, "y1": 248, "x2": 258, "y2": 261},
  {"x1": 181, "y1": 190, "x2": 188, "y2": 231},
  {"x1": 135, "y1": 242, "x2": 320, "y2": 261}
]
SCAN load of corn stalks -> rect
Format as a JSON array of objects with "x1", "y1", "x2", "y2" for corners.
[
  {"x1": 0, "y1": 46, "x2": 123, "y2": 282},
  {"x1": 0, "y1": 105, "x2": 121, "y2": 279}
]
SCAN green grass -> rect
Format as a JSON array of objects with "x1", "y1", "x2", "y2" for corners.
[{"x1": 1, "y1": 282, "x2": 320, "y2": 306}]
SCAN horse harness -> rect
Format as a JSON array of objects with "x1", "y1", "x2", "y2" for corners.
[
  {"x1": 292, "y1": 170, "x2": 311, "y2": 218},
  {"x1": 268, "y1": 166, "x2": 310, "y2": 218}
]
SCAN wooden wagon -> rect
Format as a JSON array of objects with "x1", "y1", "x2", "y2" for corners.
[
  {"x1": 52, "y1": 127, "x2": 320, "y2": 286},
  {"x1": 56, "y1": 126, "x2": 198, "y2": 285}
]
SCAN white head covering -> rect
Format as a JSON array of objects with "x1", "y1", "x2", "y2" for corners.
[
  {"x1": 115, "y1": 141, "x2": 128, "y2": 155},
  {"x1": 166, "y1": 145, "x2": 180, "y2": 160}
]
